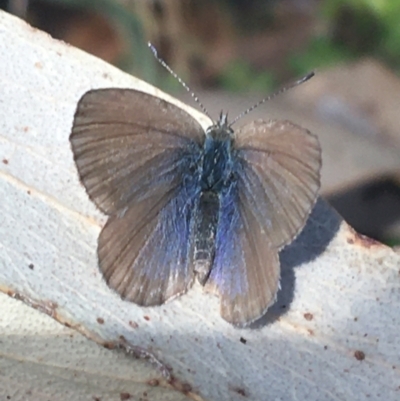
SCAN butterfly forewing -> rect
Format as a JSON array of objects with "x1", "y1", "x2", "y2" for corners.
[
  {"x1": 70, "y1": 88, "x2": 204, "y2": 214},
  {"x1": 205, "y1": 183, "x2": 280, "y2": 326},
  {"x1": 235, "y1": 119, "x2": 321, "y2": 249},
  {"x1": 70, "y1": 88, "x2": 205, "y2": 304}
]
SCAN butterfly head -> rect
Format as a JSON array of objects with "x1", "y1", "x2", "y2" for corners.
[{"x1": 206, "y1": 111, "x2": 234, "y2": 141}]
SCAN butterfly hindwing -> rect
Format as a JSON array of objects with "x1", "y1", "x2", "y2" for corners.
[
  {"x1": 98, "y1": 180, "x2": 199, "y2": 305},
  {"x1": 205, "y1": 182, "x2": 280, "y2": 326}
]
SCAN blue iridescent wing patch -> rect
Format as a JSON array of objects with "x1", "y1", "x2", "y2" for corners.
[
  {"x1": 205, "y1": 182, "x2": 280, "y2": 326},
  {"x1": 98, "y1": 179, "x2": 199, "y2": 304}
]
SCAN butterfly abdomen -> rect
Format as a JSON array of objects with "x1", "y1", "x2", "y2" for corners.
[{"x1": 192, "y1": 191, "x2": 219, "y2": 284}]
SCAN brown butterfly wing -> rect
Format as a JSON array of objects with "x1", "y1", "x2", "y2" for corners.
[
  {"x1": 98, "y1": 183, "x2": 198, "y2": 305},
  {"x1": 206, "y1": 119, "x2": 321, "y2": 326},
  {"x1": 205, "y1": 183, "x2": 280, "y2": 326},
  {"x1": 235, "y1": 119, "x2": 321, "y2": 249},
  {"x1": 70, "y1": 88, "x2": 204, "y2": 215},
  {"x1": 70, "y1": 89, "x2": 204, "y2": 305}
]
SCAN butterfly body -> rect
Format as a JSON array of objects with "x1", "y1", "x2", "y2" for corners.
[
  {"x1": 70, "y1": 88, "x2": 321, "y2": 326},
  {"x1": 192, "y1": 114, "x2": 235, "y2": 283}
]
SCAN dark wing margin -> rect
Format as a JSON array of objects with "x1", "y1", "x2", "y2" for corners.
[
  {"x1": 205, "y1": 183, "x2": 280, "y2": 326},
  {"x1": 235, "y1": 119, "x2": 321, "y2": 249},
  {"x1": 70, "y1": 88, "x2": 205, "y2": 304},
  {"x1": 70, "y1": 88, "x2": 204, "y2": 215}
]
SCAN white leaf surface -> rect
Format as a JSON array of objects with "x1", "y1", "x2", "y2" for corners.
[
  {"x1": 0, "y1": 292, "x2": 191, "y2": 401},
  {"x1": 1, "y1": 10, "x2": 399, "y2": 401}
]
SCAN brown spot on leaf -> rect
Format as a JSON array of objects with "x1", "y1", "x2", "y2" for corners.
[
  {"x1": 2, "y1": 159, "x2": 9, "y2": 164},
  {"x1": 181, "y1": 382, "x2": 192, "y2": 394},
  {"x1": 354, "y1": 350, "x2": 365, "y2": 361},
  {"x1": 97, "y1": 317, "x2": 105, "y2": 324},
  {"x1": 120, "y1": 393, "x2": 131, "y2": 400},
  {"x1": 347, "y1": 227, "x2": 382, "y2": 248},
  {"x1": 143, "y1": 315, "x2": 150, "y2": 321},
  {"x1": 303, "y1": 312, "x2": 313, "y2": 321},
  {"x1": 129, "y1": 321, "x2": 139, "y2": 329},
  {"x1": 169, "y1": 376, "x2": 192, "y2": 394},
  {"x1": 11, "y1": 293, "x2": 58, "y2": 318},
  {"x1": 232, "y1": 387, "x2": 247, "y2": 397},
  {"x1": 240, "y1": 337, "x2": 247, "y2": 344}
]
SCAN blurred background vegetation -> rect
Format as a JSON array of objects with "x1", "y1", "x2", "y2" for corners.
[
  {"x1": 1, "y1": 0, "x2": 400, "y2": 92},
  {"x1": 1, "y1": 0, "x2": 400, "y2": 245}
]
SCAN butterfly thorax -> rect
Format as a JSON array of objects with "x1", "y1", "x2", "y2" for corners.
[{"x1": 200, "y1": 114, "x2": 234, "y2": 192}]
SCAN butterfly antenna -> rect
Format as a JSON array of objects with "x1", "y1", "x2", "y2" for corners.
[
  {"x1": 148, "y1": 42, "x2": 213, "y2": 121},
  {"x1": 229, "y1": 71, "x2": 315, "y2": 127}
]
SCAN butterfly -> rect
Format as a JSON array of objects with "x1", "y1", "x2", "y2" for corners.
[{"x1": 70, "y1": 78, "x2": 321, "y2": 327}]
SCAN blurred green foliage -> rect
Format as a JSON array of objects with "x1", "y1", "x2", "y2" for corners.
[
  {"x1": 49, "y1": 0, "x2": 157, "y2": 83},
  {"x1": 25, "y1": 0, "x2": 400, "y2": 89},
  {"x1": 291, "y1": 0, "x2": 400, "y2": 75},
  {"x1": 386, "y1": 237, "x2": 400, "y2": 247},
  {"x1": 218, "y1": 60, "x2": 276, "y2": 92},
  {"x1": 290, "y1": 36, "x2": 354, "y2": 75}
]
